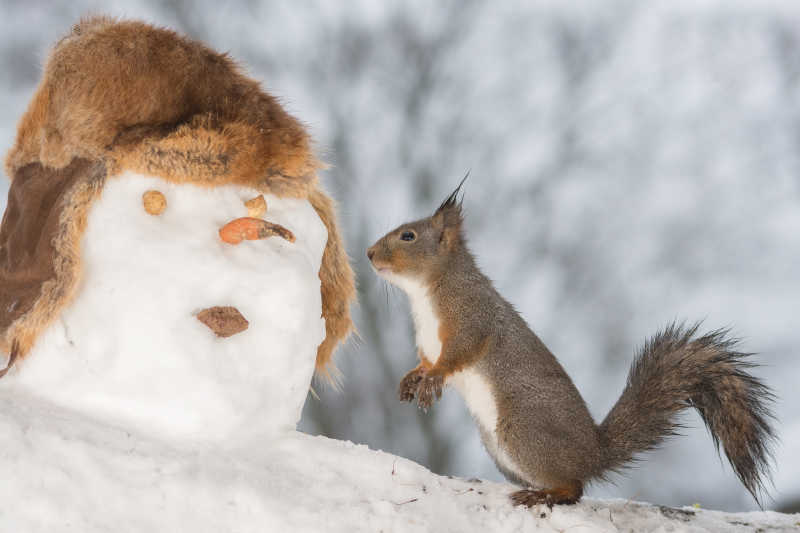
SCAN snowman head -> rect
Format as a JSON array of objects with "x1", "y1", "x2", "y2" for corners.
[{"x1": 0, "y1": 17, "x2": 355, "y2": 436}]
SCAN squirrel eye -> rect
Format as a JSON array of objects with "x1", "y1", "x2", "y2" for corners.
[{"x1": 400, "y1": 230, "x2": 416, "y2": 242}]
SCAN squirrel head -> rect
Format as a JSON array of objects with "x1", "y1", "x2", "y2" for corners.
[{"x1": 367, "y1": 176, "x2": 467, "y2": 285}]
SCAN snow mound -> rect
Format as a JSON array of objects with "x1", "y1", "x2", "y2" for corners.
[{"x1": 0, "y1": 390, "x2": 797, "y2": 532}]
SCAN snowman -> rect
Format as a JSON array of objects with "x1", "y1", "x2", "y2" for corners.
[{"x1": 0, "y1": 16, "x2": 355, "y2": 441}]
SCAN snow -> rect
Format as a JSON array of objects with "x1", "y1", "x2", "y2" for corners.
[
  {"x1": 4, "y1": 171, "x2": 328, "y2": 441},
  {"x1": 0, "y1": 171, "x2": 796, "y2": 531},
  {"x1": 0, "y1": 388, "x2": 797, "y2": 532}
]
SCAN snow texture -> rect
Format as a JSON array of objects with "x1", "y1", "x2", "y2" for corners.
[{"x1": 0, "y1": 389, "x2": 797, "y2": 532}]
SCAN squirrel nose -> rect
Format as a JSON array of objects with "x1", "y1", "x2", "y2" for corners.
[{"x1": 367, "y1": 248, "x2": 375, "y2": 261}]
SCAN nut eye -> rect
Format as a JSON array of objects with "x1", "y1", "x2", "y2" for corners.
[
  {"x1": 400, "y1": 230, "x2": 416, "y2": 242},
  {"x1": 142, "y1": 190, "x2": 167, "y2": 215},
  {"x1": 244, "y1": 194, "x2": 267, "y2": 218}
]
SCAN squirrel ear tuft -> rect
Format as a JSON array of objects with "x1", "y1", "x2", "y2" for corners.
[{"x1": 433, "y1": 171, "x2": 469, "y2": 227}]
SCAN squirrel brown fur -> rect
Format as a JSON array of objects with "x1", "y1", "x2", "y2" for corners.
[{"x1": 367, "y1": 179, "x2": 776, "y2": 508}]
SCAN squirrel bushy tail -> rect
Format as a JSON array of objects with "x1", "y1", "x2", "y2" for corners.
[{"x1": 597, "y1": 323, "x2": 776, "y2": 503}]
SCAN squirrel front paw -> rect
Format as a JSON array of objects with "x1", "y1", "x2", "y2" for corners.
[
  {"x1": 398, "y1": 367, "x2": 425, "y2": 402},
  {"x1": 416, "y1": 374, "x2": 444, "y2": 410}
]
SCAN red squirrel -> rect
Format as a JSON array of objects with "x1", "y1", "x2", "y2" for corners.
[{"x1": 366, "y1": 179, "x2": 775, "y2": 507}]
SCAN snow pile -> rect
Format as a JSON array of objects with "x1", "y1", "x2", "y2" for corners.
[
  {"x1": 0, "y1": 389, "x2": 797, "y2": 532},
  {"x1": 4, "y1": 171, "x2": 328, "y2": 440}
]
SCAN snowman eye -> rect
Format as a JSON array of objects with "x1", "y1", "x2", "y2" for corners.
[
  {"x1": 244, "y1": 194, "x2": 266, "y2": 218},
  {"x1": 400, "y1": 230, "x2": 416, "y2": 242},
  {"x1": 142, "y1": 190, "x2": 167, "y2": 215}
]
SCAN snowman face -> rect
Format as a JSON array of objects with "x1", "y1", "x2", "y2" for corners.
[{"x1": 8, "y1": 171, "x2": 328, "y2": 441}]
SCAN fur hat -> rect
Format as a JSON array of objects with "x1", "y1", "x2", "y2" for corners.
[{"x1": 0, "y1": 16, "x2": 355, "y2": 378}]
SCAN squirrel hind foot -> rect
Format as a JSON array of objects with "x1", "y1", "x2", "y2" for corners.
[{"x1": 510, "y1": 485, "x2": 583, "y2": 509}]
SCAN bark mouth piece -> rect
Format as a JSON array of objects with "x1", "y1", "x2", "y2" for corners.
[{"x1": 196, "y1": 306, "x2": 249, "y2": 338}]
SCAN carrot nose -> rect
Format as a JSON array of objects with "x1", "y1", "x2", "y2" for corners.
[{"x1": 219, "y1": 217, "x2": 295, "y2": 244}]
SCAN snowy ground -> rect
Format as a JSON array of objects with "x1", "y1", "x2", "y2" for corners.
[{"x1": 0, "y1": 388, "x2": 797, "y2": 532}]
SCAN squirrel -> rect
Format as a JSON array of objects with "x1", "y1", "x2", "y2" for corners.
[{"x1": 366, "y1": 178, "x2": 776, "y2": 508}]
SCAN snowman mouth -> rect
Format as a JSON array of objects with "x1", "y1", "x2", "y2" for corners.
[{"x1": 196, "y1": 306, "x2": 249, "y2": 337}]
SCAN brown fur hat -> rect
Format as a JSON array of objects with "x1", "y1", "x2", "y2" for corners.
[{"x1": 0, "y1": 16, "x2": 355, "y2": 378}]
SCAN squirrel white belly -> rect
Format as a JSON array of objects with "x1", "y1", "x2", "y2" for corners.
[
  {"x1": 448, "y1": 368, "x2": 529, "y2": 484},
  {"x1": 367, "y1": 178, "x2": 776, "y2": 507},
  {"x1": 381, "y1": 273, "x2": 442, "y2": 364}
]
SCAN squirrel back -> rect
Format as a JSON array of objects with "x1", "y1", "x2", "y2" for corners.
[{"x1": 367, "y1": 180, "x2": 776, "y2": 507}]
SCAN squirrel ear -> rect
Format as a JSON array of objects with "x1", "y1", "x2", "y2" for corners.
[
  {"x1": 433, "y1": 172, "x2": 468, "y2": 248},
  {"x1": 433, "y1": 172, "x2": 468, "y2": 228},
  {"x1": 438, "y1": 224, "x2": 461, "y2": 250},
  {"x1": 432, "y1": 209, "x2": 445, "y2": 230}
]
